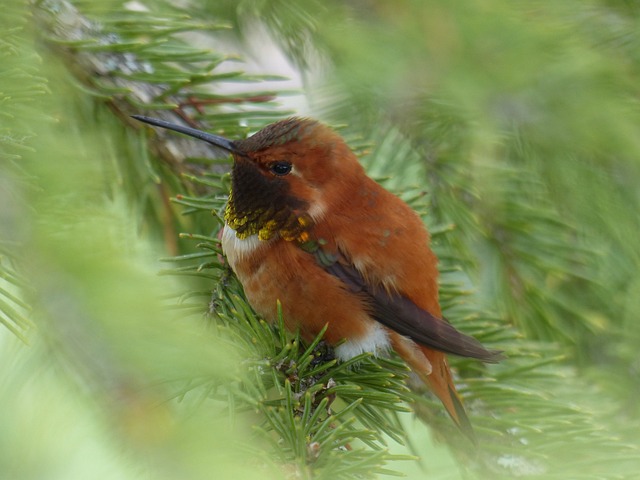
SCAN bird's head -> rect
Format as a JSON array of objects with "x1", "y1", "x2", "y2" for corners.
[{"x1": 133, "y1": 116, "x2": 364, "y2": 243}]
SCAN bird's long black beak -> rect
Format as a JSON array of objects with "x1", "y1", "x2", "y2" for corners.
[{"x1": 132, "y1": 115, "x2": 242, "y2": 155}]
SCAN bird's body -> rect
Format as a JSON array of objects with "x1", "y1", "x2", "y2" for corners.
[
  {"x1": 220, "y1": 163, "x2": 442, "y2": 362},
  {"x1": 133, "y1": 114, "x2": 501, "y2": 436}
]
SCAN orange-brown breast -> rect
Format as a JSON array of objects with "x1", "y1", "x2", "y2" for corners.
[{"x1": 223, "y1": 226, "x2": 380, "y2": 347}]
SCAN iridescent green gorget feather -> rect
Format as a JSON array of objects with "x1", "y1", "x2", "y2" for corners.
[{"x1": 224, "y1": 156, "x2": 313, "y2": 242}]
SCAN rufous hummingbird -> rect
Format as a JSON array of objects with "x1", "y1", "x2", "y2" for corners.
[{"x1": 133, "y1": 114, "x2": 502, "y2": 438}]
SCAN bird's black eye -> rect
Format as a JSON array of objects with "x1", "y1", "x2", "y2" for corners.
[{"x1": 268, "y1": 161, "x2": 292, "y2": 176}]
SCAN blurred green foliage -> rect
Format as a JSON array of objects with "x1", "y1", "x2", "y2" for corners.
[{"x1": 2, "y1": 0, "x2": 640, "y2": 479}]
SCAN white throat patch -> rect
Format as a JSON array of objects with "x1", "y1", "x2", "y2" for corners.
[{"x1": 221, "y1": 224, "x2": 264, "y2": 270}]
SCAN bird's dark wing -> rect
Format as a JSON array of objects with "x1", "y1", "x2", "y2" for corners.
[{"x1": 311, "y1": 245, "x2": 502, "y2": 362}]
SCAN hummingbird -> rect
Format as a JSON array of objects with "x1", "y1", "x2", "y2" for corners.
[{"x1": 133, "y1": 114, "x2": 502, "y2": 437}]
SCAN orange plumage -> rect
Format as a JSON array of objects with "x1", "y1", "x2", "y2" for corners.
[{"x1": 133, "y1": 115, "x2": 501, "y2": 438}]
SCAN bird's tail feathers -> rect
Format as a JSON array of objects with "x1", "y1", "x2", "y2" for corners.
[
  {"x1": 419, "y1": 346, "x2": 476, "y2": 443},
  {"x1": 391, "y1": 332, "x2": 476, "y2": 443}
]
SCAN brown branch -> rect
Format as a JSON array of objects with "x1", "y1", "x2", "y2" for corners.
[{"x1": 33, "y1": 0, "x2": 234, "y2": 175}]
